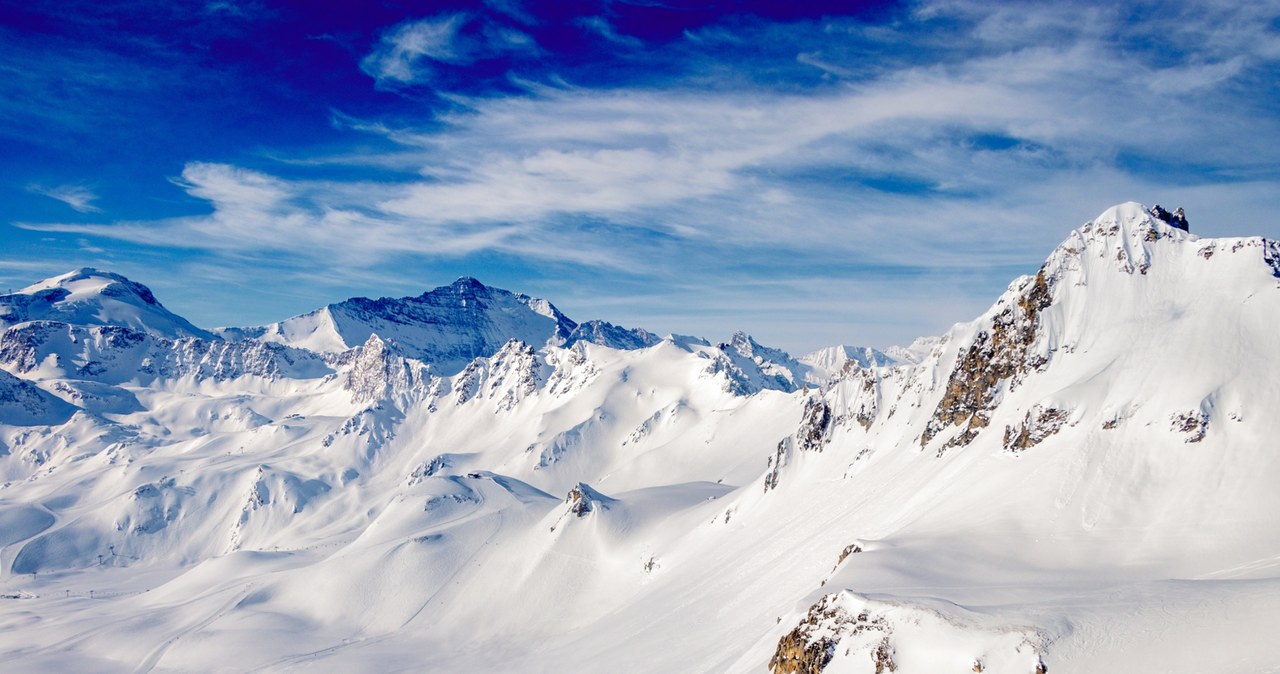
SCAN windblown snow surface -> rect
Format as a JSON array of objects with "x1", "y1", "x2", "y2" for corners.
[{"x1": 1, "y1": 203, "x2": 1279, "y2": 673}]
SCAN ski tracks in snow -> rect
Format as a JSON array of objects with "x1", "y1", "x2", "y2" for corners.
[{"x1": 132, "y1": 582, "x2": 258, "y2": 674}]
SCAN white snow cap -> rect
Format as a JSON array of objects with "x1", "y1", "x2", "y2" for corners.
[{"x1": 1, "y1": 267, "x2": 211, "y2": 339}]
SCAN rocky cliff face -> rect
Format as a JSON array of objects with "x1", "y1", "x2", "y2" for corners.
[
  {"x1": 770, "y1": 594, "x2": 894, "y2": 674},
  {"x1": 920, "y1": 269, "x2": 1054, "y2": 454},
  {"x1": 764, "y1": 395, "x2": 836, "y2": 491}
]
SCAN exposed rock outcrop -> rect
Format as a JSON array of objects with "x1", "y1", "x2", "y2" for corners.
[
  {"x1": 344, "y1": 334, "x2": 433, "y2": 403},
  {"x1": 771, "y1": 592, "x2": 1047, "y2": 674},
  {"x1": 922, "y1": 270, "x2": 1054, "y2": 455},
  {"x1": 796, "y1": 397, "x2": 833, "y2": 453},
  {"x1": 1150, "y1": 204, "x2": 1189, "y2": 231},
  {"x1": 764, "y1": 396, "x2": 835, "y2": 492},
  {"x1": 1264, "y1": 239, "x2": 1280, "y2": 279},
  {"x1": 549, "y1": 482, "x2": 616, "y2": 532},
  {"x1": 0, "y1": 368, "x2": 77, "y2": 426},
  {"x1": 1003, "y1": 405, "x2": 1071, "y2": 452},
  {"x1": 1171, "y1": 410, "x2": 1209, "y2": 443},
  {"x1": 563, "y1": 319, "x2": 659, "y2": 350},
  {"x1": 565, "y1": 482, "x2": 613, "y2": 517},
  {"x1": 835, "y1": 543, "x2": 863, "y2": 569},
  {"x1": 769, "y1": 594, "x2": 893, "y2": 674}
]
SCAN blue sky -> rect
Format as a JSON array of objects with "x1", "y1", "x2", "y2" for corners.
[{"x1": 4, "y1": 0, "x2": 1280, "y2": 353}]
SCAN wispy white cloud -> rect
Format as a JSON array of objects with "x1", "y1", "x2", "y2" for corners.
[
  {"x1": 1146, "y1": 56, "x2": 1247, "y2": 93},
  {"x1": 361, "y1": 13, "x2": 537, "y2": 87},
  {"x1": 577, "y1": 17, "x2": 643, "y2": 48},
  {"x1": 27, "y1": 183, "x2": 101, "y2": 213},
  {"x1": 0, "y1": 258, "x2": 66, "y2": 273},
  {"x1": 362, "y1": 14, "x2": 470, "y2": 85},
  {"x1": 796, "y1": 52, "x2": 856, "y2": 78},
  {"x1": 76, "y1": 238, "x2": 106, "y2": 254}
]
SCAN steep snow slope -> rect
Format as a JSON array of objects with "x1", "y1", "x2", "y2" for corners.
[
  {"x1": 0, "y1": 268, "x2": 211, "y2": 340},
  {"x1": 1, "y1": 203, "x2": 1278, "y2": 674}
]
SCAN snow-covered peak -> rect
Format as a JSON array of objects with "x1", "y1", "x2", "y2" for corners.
[
  {"x1": 1025, "y1": 202, "x2": 1280, "y2": 292},
  {"x1": 344, "y1": 332, "x2": 434, "y2": 404},
  {"x1": 440, "y1": 276, "x2": 571, "y2": 326},
  {"x1": 1043, "y1": 202, "x2": 1198, "y2": 278},
  {"x1": 799, "y1": 345, "x2": 898, "y2": 377},
  {"x1": 703, "y1": 331, "x2": 816, "y2": 392},
  {"x1": 21, "y1": 268, "x2": 159, "y2": 303},
  {"x1": 0, "y1": 268, "x2": 211, "y2": 340},
  {"x1": 722, "y1": 331, "x2": 793, "y2": 364},
  {"x1": 914, "y1": 200, "x2": 1280, "y2": 455},
  {"x1": 224, "y1": 278, "x2": 579, "y2": 374},
  {"x1": 882, "y1": 336, "x2": 940, "y2": 365},
  {"x1": 564, "y1": 319, "x2": 660, "y2": 351}
]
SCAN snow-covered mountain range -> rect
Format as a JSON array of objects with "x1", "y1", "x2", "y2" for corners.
[
  {"x1": 216, "y1": 276, "x2": 660, "y2": 374},
  {"x1": 1, "y1": 203, "x2": 1278, "y2": 673}
]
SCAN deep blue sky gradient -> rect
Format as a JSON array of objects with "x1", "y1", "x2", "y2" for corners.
[{"x1": 3, "y1": 0, "x2": 1279, "y2": 352}]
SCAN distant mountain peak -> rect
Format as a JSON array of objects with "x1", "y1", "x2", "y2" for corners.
[
  {"x1": 0, "y1": 268, "x2": 210, "y2": 340},
  {"x1": 800, "y1": 345, "x2": 898, "y2": 375},
  {"x1": 27, "y1": 267, "x2": 160, "y2": 307},
  {"x1": 565, "y1": 319, "x2": 660, "y2": 351},
  {"x1": 448, "y1": 276, "x2": 487, "y2": 291},
  {"x1": 218, "y1": 277, "x2": 663, "y2": 374}
]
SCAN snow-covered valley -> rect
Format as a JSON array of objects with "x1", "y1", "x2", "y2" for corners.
[{"x1": 2, "y1": 203, "x2": 1279, "y2": 673}]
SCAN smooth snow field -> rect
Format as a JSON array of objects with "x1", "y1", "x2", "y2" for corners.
[{"x1": 2, "y1": 203, "x2": 1279, "y2": 673}]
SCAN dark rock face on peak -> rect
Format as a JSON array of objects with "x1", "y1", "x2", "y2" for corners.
[
  {"x1": 1150, "y1": 204, "x2": 1189, "y2": 231},
  {"x1": 450, "y1": 276, "x2": 487, "y2": 291},
  {"x1": 1265, "y1": 240, "x2": 1280, "y2": 279}
]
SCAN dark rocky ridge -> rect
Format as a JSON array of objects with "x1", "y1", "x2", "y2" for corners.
[{"x1": 921, "y1": 269, "x2": 1054, "y2": 454}]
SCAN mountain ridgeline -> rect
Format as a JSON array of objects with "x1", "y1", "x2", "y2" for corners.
[
  {"x1": 216, "y1": 276, "x2": 664, "y2": 375},
  {"x1": 2, "y1": 203, "x2": 1279, "y2": 673}
]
